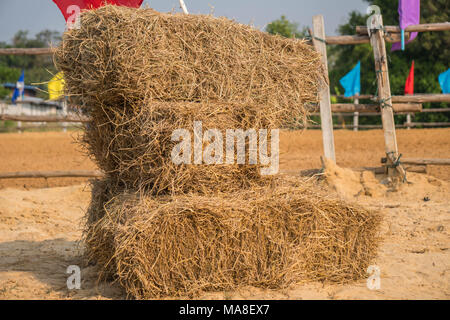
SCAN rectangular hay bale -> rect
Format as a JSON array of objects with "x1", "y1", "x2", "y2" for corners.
[
  {"x1": 84, "y1": 178, "x2": 381, "y2": 299},
  {"x1": 55, "y1": 5, "x2": 322, "y2": 119},
  {"x1": 83, "y1": 101, "x2": 280, "y2": 194}
]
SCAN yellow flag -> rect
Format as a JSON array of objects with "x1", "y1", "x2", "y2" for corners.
[{"x1": 48, "y1": 72, "x2": 65, "y2": 100}]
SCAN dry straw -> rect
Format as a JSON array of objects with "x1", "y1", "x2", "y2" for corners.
[
  {"x1": 84, "y1": 178, "x2": 381, "y2": 299},
  {"x1": 57, "y1": 5, "x2": 381, "y2": 299},
  {"x1": 82, "y1": 100, "x2": 281, "y2": 194},
  {"x1": 55, "y1": 5, "x2": 322, "y2": 116},
  {"x1": 55, "y1": 5, "x2": 324, "y2": 195}
]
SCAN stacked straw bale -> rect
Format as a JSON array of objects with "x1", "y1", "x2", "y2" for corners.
[
  {"x1": 81, "y1": 101, "x2": 278, "y2": 194},
  {"x1": 56, "y1": 5, "x2": 381, "y2": 298},
  {"x1": 85, "y1": 178, "x2": 381, "y2": 298},
  {"x1": 55, "y1": 5, "x2": 322, "y2": 113},
  {"x1": 55, "y1": 5, "x2": 324, "y2": 194}
]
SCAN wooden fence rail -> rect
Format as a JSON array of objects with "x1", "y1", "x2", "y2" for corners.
[
  {"x1": 0, "y1": 125, "x2": 80, "y2": 133},
  {"x1": 329, "y1": 103, "x2": 422, "y2": 113},
  {"x1": 356, "y1": 22, "x2": 450, "y2": 34},
  {"x1": 419, "y1": 108, "x2": 450, "y2": 113},
  {"x1": 0, "y1": 48, "x2": 55, "y2": 55},
  {"x1": 325, "y1": 33, "x2": 408, "y2": 45},
  {"x1": 0, "y1": 170, "x2": 104, "y2": 179},
  {"x1": 0, "y1": 34, "x2": 406, "y2": 54},
  {"x1": 334, "y1": 94, "x2": 450, "y2": 103},
  {"x1": 1, "y1": 104, "x2": 447, "y2": 132},
  {"x1": 0, "y1": 24, "x2": 447, "y2": 52},
  {"x1": 8, "y1": 23, "x2": 450, "y2": 55},
  {"x1": 391, "y1": 94, "x2": 450, "y2": 103},
  {"x1": 304, "y1": 122, "x2": 450, "y2": 130},
  {"x1": 405, "y1": 122, "x2": 450, "y2": 128},
  {"x1": 311, "y1": 111, "x2": 450, "y2": 117},
  {"x1": 400, "y1": 158, "x2": 450, "y2": 166},
  {"x1": 0, "y1": 114, "x2": 89, "y2": 123}
]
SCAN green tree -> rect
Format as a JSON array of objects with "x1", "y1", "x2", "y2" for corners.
[
  {"x1": 329, "y1": 0, "x2": 449, "y2": 125},
  {"x1": 266, "y1": 15, "x2": 308, "y2": 39},
  {"x1": 0, "y1": 30, "x2": 61, "y2": 100}
]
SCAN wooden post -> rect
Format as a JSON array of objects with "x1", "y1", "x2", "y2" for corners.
[
  {"x1": 17, "y1": 95, "x2": 23, "y2": 134},
  {"x1": 312, "y1": 15, "x2": 336, "y2": 162},
  {"x1": 406, "y1": 113, "x2": 412, "y2": 130},
  {"x1": 62, "y1": 99, "x2": 68, "y2": 133},
  {"x1": 369, "y1": 15, "x2": 406, "y2": 179},
  {"x1": 353, "y1": 93, "x2": 359, "y2": 132},
  {"x1": 179, "y1": 0, "x2": 189, "y2": 14}
]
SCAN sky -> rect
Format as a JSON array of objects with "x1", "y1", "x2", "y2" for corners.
[{"x1": 0, "y1": 0, "x2": 369, "y2": 43}]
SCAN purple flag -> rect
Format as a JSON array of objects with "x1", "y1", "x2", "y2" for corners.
[{"x1": 392, "y1": 0, "x2": 421, "y2": 51}]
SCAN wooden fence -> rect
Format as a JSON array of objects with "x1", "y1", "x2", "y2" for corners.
[
  {"x1": 310, "y1": 16, "x2": 449, "y2": 178},
  {"x1": 0, "y1": 19, "x2": 449, "y2": 180}
]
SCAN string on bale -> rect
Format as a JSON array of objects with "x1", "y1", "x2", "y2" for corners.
[{"x1": 84, "y1": 178, "x2": 381, "y2": 299}]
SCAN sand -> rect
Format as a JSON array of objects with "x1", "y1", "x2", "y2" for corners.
[
  {"x1": 1, "y1": 129, "x2": 449, "y2": 190},
  {"x1": 0, "y1": 129, "x2": 449, "y2": 299}
]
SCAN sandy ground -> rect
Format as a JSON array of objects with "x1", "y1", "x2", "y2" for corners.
[
  {"x1": 0, "y1": 131, "x2": 96, "y2": 190},
  {"x1": 0, "y1": 129, "x2": 449, "y2": 299}
]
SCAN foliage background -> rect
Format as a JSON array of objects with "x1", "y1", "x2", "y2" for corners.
[
  {"x1": 0, "y1": 30, "x2": 60, "y2": 100},
  {"x1": 266, "y1": 0, "x2": 449, "y2": 126},
  {"x1": 1, "y1": 0, "x2": 448, "y2": 126}
]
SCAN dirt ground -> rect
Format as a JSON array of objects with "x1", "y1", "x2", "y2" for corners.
[
  {"x1": 0, "y1": 129, "x2": 449, "y2": 300},
  {"x1": 1, "y1": 129, "x2": 449, "y2": 189}
]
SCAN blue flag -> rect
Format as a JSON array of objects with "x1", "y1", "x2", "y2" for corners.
[
  {"x1": 438, "y1": 69, "x2": 450, "y2": 94},
  {"x1": 339, "y1": 61, "x2": 361, "y2": 98},
  {"x1": 11, "y1": 70, "x2": 25, "y2": 104}
]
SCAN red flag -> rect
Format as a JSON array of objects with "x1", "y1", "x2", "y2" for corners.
[
  {"x1": 404, "y1": 61, "x2": 415, "y2": 95},
  {"x1": 52, "y1": 0, "x2": 143, "y2": 21}
]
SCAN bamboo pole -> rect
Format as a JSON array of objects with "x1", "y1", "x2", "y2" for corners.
[
  {"x1": 406, "y1": 113, "x2": 412, "y2": 130},
  {"x1": 0, "y1": 37, "x2": 396, "y2": 53},
  {"x1": 324, "y1": 32, "x2": 408, "y2": 45},
  {"x1": 420, "y1": 108, "x2": 450, "y2": 113},
  {"x1": 334, "y1": 94, "x2": 450, "y2": 103},
  {"x1": 2, "y1": 23, "x2": 447, "y2": 56},
  {"x1": 328, "y1": 103, "x2": 422, "y2": 113},
  {"x1": 357, "y1": 22, "x2": 450, "y2": 34},
  {"x1": 353, "y1": 94, "x2": 359, "y2": 132},
  {"x1": 312, "y1": 15, "x2": 336, "y2": 162},
  {"x1": 0, "y1": 114, "x2": 89, "y2": 123},
  {"x1": 369, "y1": 14, "x2": 406, "y2": 179},
  {"x1": 179, "y1": 0, "x2": 189, "y2": 14},
  {"x1": 391, "y1": 94, "x2": 450, "y2": 103},
  {"x1": 0, "y1": 25, "x2": 445, "y2": 56},
  {"x1": 0, "y1": 125, "x2": 80, "y2": 133},
  {"x1": 401, "y1": 158, "x2": 450, "y2": 166},
  {"x1": 17, "y1": 95, "x2": 22, "y2": 134},
  {"x1": 0, "y1": 48, "x2": 54, "y2": 55},
  {"x1": 303, "y1": 123, "x2": 450, "y2": 130},
  {"x1": 0, "y1": 170, "x2": 104, "y2": 179},
  {"x1": 280, "y1": 165, "x2": 426, "y2": 176},
  {"x1": 353, "y1": 166, "x2": 426, "y2": 174},
  {"x1": 333, "y1": 94, "x2": 374, "y2": 100},
  {"x1": 405, "y1": 122, "x2": 450, "y2": 128}
]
